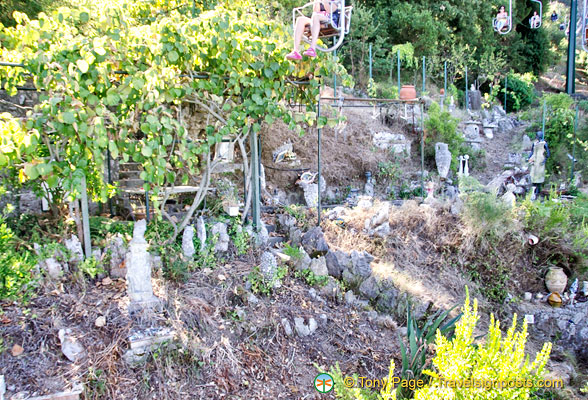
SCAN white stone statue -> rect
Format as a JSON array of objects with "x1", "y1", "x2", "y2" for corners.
[
  {"x1": 435, "y1": 142, "x2": 451, "y2": 179},
  {"x1": 126, "y1": 219, "x2": 159, "y2": 312}
]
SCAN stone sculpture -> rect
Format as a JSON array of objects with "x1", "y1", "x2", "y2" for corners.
[
  {"x1": 528, "y1": 131, "x2": 550, "y2": 199},
  {"x1": 435, "y1": 142, "x2": 451, "y2": 179},
  {"x1": 126, "y1": 219, "x2": 160, "y2": 312},
  {"x1": 182, "y1": 226, "x2": 195, "y2": 259}
]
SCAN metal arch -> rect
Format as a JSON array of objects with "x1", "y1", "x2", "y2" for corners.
[
  {"x1": 583, "y1": 0, "x2": 588, "y2": 51},
  {"x1": 292, "y1": 0, "x2": 353, "y2": 53},
  {"x1": 529, "y1": 0, "x2": 542, "y2": 29},
  {"x1": 493, "y1": 0, "x2": 513, "y2": 34}
]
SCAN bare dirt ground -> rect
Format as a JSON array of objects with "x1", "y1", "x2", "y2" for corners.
[
  {"x1": 0, "y1": 255, "x2": 399, "y2": 400},
  {"x1": 261, "y1": 87, "x2": 422, "y2": 198}
]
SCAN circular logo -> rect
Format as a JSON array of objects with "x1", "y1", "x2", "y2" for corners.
[{"x1": 314, "y1": 373, "x2": 334, "y2": 393}]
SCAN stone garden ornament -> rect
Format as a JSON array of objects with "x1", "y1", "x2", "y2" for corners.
[
  {"x1": 435, "y1": 142, "x2": 451, "y2": 179},
  {"x1": 126, "y1": 219, "x2": 160, "y2": 313},
  {"x1": 527, "y1": 131, "x2": 550, "y2": 199}
]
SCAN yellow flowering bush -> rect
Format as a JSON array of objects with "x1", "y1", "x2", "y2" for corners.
[{"x1": 413, "y1": 295, "x2": 552, "y2": 400}]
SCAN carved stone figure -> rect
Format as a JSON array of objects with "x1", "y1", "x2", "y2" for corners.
[
  {"x1": 528, "y1": 131, "x2": 550, "y2": 199},
  {"x1": 435, "y1": 142, "x2": 451, "y2": 179},
  {"x1": 126, "y1": 219, "x2": 159, "y2": 312}
]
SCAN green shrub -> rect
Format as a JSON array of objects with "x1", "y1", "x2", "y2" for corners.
[
  {"x1": 424, "y1": 102, "x2": 462, "y2": 172},
  {"x1": 461, "y1": 188, "x2": 518, "y2": 240},
  {"x1": 227, "y1": 217, "x2": 249, "y2": 255},
  {"x1": 0, "y1": 212, "x2": 37, "y2": 301},
  {"x1": 521, "y1": 193, "x2": 588, "y2": 277},
  {"x1": 542, "y1": 93, "x2": 579, "y2": 178},
  {"x1": 375, "y1": 82, "x2": 399, "y2": 100},
  {"x1": 0, "y1": 0, "x2": 56, "y2": 27},
  {"x1": 413, "y1": 294, "x2": 552, "y2": 400},
  {"x1": 78, "y1": 256, "x2": 105, "y2": 279},
  {"x1": 498, "y1": 73, "x2": 536, "y2": 113},
  {"x1": 329, "y1": 361, "x2": 395, "y2": 400}
]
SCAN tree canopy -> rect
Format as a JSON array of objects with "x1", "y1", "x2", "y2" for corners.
[{"x1": 0, "y1": 0, "x2": 345, "y2": 221}]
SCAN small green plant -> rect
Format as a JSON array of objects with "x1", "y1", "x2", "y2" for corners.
[
  {"x1": 467, "y1": 259, "x2": 510, "y2": 303},
  {"x1": 413, "y1": 292, "x2": 552, "y2": 400},
  {"x1": 247, "y1": 265, "x2": 287, "y2": 296},
  {"x1": 375, "y1": 82, "x2": 399, "y2": 100},
  {"x1": 396, "y1": 304, "x2": 461, "y2": 399},
  {"x1": 368, "y1": 78, "x2": 377, "y2": 98},
  {"x1": 282, "y1": 243, "x2": 303, "y2": 261},
  {"x1": 520, "y1": 192, "x2": 588, "y2": 276},
  {"x1": 194, "y1": 232, "x2": 218, "y2": 270},
  {"x1": 378, "y1": 160, "x2": 402, "y2": 183},
  {"x1": 462, "y1": 187, "x2": 518, "y2": 240},
  {"x1": 159, "y1": 243, "x2": 191, "y2": 282},
  {"x1": 0, "y1": 211, "x2": 37, "y2": 301},
  {"x1": 284, "y1": 204, "x2": 306, "y2": 223},
  {"x1": 85, "y1": 367, "x2": 108, "y2": 399},
  {"x1": 228, "y1": 217, "x2": 249, "y2": 255},
  {"x1": 329, "y1": 361, "x2": 390, "y2": 400},
  {"x1": 78, "y1": 256, "x2": 105, "y2": 279},
  {"x1": 38, "y1": 242, "x2": 70, "y2": 263},
  {"x1": 294, "y1": 268, "x2": 329, "y2": 287}
]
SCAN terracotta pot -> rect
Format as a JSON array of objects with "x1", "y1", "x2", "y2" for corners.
[
  {"x1": 545, "y1": 267, "x2": 567, "y2": 294},
  {"x1": 440, "y1": 88, "x2": 445, "y2": 95},
  {"x1": 399, "y1": 85, "x2": 417, "y2": 100}
]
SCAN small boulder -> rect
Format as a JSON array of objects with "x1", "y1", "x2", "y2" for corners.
[
  {"x1": 345, "y1": 290, "x2": 356, "y2": 305},
  {"x1": 106, "y1": 235, "x2": 127, "y2": 278},
  {"x1": 342, "y1": 251, "x2": 374, "y2": 287},
  {"x1": 95, "y1": 316, "x2": 106, "y2": 328},
  {"x1": 294, "y1": 317, "x2": 317, "y2": 337},
  {"x1": 301, "y1": 227, "x2": 329, "y2": 258},
  {"x1": 350, "y1": 251, "x2": 374, "y2": 278},
  {"x1": 259, "y1": 251, "x2": 279, "y2": 284},
  {"x1": 309, "y1": 257, "x2": 328, "y2": 277},
  {"x1": 359, "y1": 276, "x2": 380, "y2": 300},
  {"x1": 65, "y1": 235, "x2": 84, "y2": 264},
  {"x1": 182, "y1": 226, "x2": 195, "y2": 259},
  {"x1": 365, "y1": 202, "x2": 390, "y2": 230},
  {"x1": 289, "y1": 227, "x2": 303, "y2": 247},
  {"x1": 319, "y1": 276, "x2": 341, "y2": 300},
  {"x1": 294, "y1": 317, "x2": 310, "y2": 336},
  {"x1": 196, "y1": 216, "x2": 207, "y2": 251},
  {"x1": 325, "y1": 250, "x2": 351, "y2": 279},
  {"x1": 294, "y1": 248, "x2": 312, "y2": 271},
  {"x1": 42, "y1": 258, "x2": 63, "y2": 279},
  {"x1": 276, "y1": 213, "x2": 297, "y2": 233},
  {"x1": 211, "y1": 222, "x2": 230, "y2": 253},
  {"x1": 373, "y1": 223, "x2": 391, "y2": 238},
  {"x1": 282, "y1": 318, "x2": 293, "y2": 336},
  {"x1": 58, "y1": 329, "x2": 86, "y2": 363}
]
